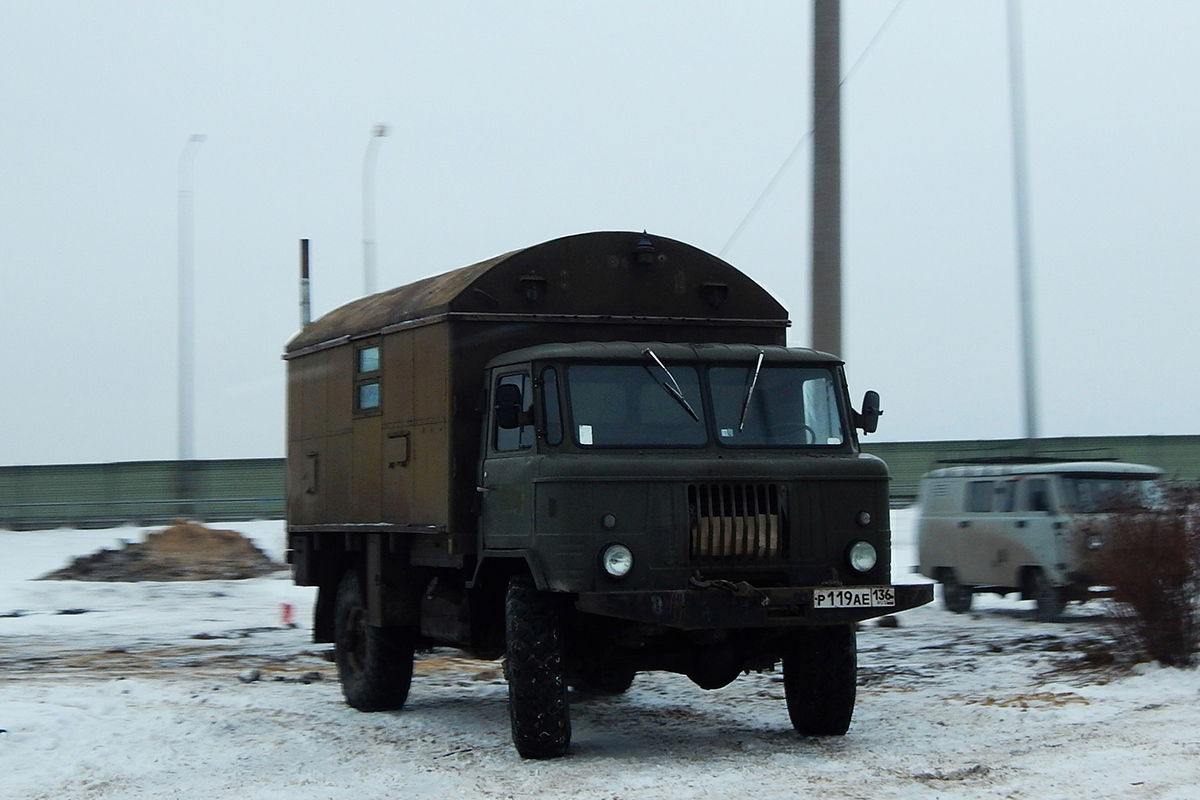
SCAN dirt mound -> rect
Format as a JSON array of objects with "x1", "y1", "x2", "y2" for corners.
[{"x1": 40, "y1": 522, "x2": 285, "y2": 582}]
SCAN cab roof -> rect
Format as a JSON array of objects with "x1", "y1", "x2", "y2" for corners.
[{"x1": 485, "y1": 341, "x2": 840, "y2": 369}]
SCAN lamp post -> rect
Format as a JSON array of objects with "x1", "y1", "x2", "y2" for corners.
[
  {"x1": 178, "y1": 133, "x2": 206, "y2": 462},
  {"x1": 362, "y1": 123, "x2": 388, "y2": 296},
  {"x1": 1007, "y1": 0, "x2": 1039, "y2": 440}
]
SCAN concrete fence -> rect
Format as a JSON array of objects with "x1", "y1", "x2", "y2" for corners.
[
  {"x1": 3, "y1": 435, "x2": 1198, "y2": 530},
  {"x1": 0, "y1": 459, "x2": 284, "y2": 531}
]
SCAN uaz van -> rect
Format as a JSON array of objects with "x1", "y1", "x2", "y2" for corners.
[{"x1": 915, "y1": 460, "x2": 1163, "y2": 620}]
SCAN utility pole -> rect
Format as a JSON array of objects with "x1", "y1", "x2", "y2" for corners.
[
  {"x1": 363, "y1": 124, "x2": 388, "y2": 296},
  {"x1": 177, "y1": 133, "x2": 206, "y2": 462},
  {"x1": 1008, "y1": 0, "x2": 1039, "y2": 440},
  {"x1": 812, "y1": 0, "x2": 842, "y2": 357}
]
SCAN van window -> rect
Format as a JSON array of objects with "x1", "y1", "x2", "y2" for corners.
[
  {"x1": 995, "y1": 481, "x2": 1016, "y2": 512},
  {"x1": 1025, "y1": 478, "x2": 1051, "y2": 512},
  {"x1": 966, "y1": 481, "x2": 993, "y2": 512},
  {"x1": 1061, "y1": 475, "x2": 1156, "y2": 512}
]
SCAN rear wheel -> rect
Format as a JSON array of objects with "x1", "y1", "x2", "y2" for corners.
[
  {"x1": 940, "y1": 568, "x2": 974, "y2": 613},
  {"x1": 505, "y1": 574, "x2": 571, "y2": 759},
  {"x1": 1031, "y1": 569, "x2": 1066, "y2": 622},
  {"x1": 333, "y1": 569, "x2": 415, "y2": 711},
  {"x1": 782, "y1": 624, "x2": 857, "y2": 736}
]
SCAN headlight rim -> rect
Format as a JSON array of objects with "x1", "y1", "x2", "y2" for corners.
[
  {"x1": 600, "y1": 542, "x2": 634, "y2": 579},
  {"x1": 846, "y1": 540, "x2": 878, "y2": 574}
]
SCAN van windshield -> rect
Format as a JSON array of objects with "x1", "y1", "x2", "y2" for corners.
[
  {"x1": 563, "y1": 362, "x2": 847, "y2": 448},
  {"x1": 1059, "y1": 474, "x2": 1158, "y2": 512}
]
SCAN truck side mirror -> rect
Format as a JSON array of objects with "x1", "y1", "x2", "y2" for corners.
[
  {"x1": 495, "y1": 383, "x2": 523, "y2": 430},
  {"x1": 856, "y1": 390, "x2": 881, "y2": 434}
]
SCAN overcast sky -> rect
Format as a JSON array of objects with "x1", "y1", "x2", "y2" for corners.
[{"x1": 3, "y1": 1, "x2": 1198, "y2": 466}]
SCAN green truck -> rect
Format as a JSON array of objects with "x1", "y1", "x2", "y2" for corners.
[{"x1": 284, "y1": 231, "x2": 931, "y2": 758}]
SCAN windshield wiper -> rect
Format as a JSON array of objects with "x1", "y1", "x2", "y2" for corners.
[
  {"x1": 642, "y1": 348, "x2": 700, "y2": 422},
  {"x1": 737, "y1": 350, "x2": 765, "y2": 432}
]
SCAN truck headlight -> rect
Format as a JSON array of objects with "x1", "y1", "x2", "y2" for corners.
[
  {"x1": 847, "y1": 540, "x2": 877, "y2": 573},
  {"x1": 601, "y1": 543, "x2": 633, "y2": 578}
]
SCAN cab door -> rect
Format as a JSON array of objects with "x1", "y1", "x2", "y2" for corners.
[{"x1": 479, "y1": 369, "x2": 538, "y2": 549}]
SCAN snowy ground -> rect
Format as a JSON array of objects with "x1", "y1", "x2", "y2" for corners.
[{"x1": 2, "y1": 511, "x2": 1198, "y2": 800}]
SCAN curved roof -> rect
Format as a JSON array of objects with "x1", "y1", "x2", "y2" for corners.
[
  {"x1": 923, "y1": 462, "x2": 1164, "y2": 479},
  {"x1": 286, "y1": 231, "x2": 788, "y2": 355}
]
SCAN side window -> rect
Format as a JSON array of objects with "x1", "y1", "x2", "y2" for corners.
[
  {"x1": 995, "y1": 480, "x2": 1016, "y2": 512},
  {"x1": 355, "y1": 344, "x2": 381, "y2": 414},
  {"x1": 541, "y1": 367, "x2": 563, "y2": 446},
  {"x1": 494, "y1": 372, "x2": 534, "y2": 452},
  {"x1": 1025, "y1": 478, "x2": 1051, "y2": 512},
  {"x1": 966, "y1": 481, "x2": 993, "y2": 512}
]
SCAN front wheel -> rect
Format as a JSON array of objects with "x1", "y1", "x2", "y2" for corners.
[
  {"x1": 1031, "y1": 569, "x2": 1066, "y2": 622},
  {"x1": 333, "y1": 569, "x2": 415, "y2": 711},
  {"x1": 940, "y1": 569, "x2": 974, "y2": 614},
  {"x1": 505, "y1": 574, "x2": 571, "y2": 759},
  {"x1": 782, "y1": 624, "x2": 857, "y2": 736}
]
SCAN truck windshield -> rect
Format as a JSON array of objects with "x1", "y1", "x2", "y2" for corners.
[
  {"x1": 566, "y1": 364, "x2": 706, "y2": 447},
  {"x1": 710, "y1": 366, "x2": 845, "y2": 446},
  {"x1": 1059, "y1": 475, "x2": 1159, "y2": 512},
  {"x1": 563, "y1": 362, "x2": 847, "y2": 448}
]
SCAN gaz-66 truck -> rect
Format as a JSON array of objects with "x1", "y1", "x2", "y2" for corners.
[{"x1": 284, "y1": 231, "x2": 932, "y2": 758}]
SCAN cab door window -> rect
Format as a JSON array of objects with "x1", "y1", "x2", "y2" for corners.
[{"x1": 494, "y1": 372, "x2": 534, "y2": 452}]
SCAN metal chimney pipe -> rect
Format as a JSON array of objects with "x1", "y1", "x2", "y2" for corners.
[{"x1": 300, "y1": 238, "x2": 312, "y2": 328}]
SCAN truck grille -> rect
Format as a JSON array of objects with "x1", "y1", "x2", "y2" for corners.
[{"x1": 688, "y1": 483, "x2": 786, "y2": 560}]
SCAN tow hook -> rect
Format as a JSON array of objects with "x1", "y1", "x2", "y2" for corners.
[{"x1": 689, "y1": 572, "x2": 770, "y2": 607}]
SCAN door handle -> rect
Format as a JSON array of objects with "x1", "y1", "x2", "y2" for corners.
[{"x1": 958, "y1": 521, "x2": 970, "y2": 529}]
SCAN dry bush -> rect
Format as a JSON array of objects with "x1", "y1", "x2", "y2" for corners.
[{"x1": 1087, "y1": 485, "x2": 1200, "y2": 667}]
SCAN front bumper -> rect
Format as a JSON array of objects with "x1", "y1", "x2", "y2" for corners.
[{"x1": 576, "y1": 583, "x2": 934, "y2": 630}]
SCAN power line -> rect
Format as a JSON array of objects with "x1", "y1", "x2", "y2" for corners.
[{"x1": 720, "y1": 0, "x2": 909, "y2": 259}]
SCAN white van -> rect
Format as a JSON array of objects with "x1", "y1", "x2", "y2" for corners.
[{"x1": 915, "y1": 460, "x2": 1163, "y2": 620}]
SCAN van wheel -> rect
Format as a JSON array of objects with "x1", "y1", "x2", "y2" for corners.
[
  {"x1": 505, "y1": 574, "x2": 571, "y2": 759},
  {"x1": 1031, "y1": 569, "x2": 1066, "y2": 622},
  {"x1": 940, "y1": 569, "x2": 974, "y2": 613},
  {"x1": 333, "y1": 569, "x2": 415, "y2": 711},
  {"x1": 782, "y1": 624, "x2": 856, "y2": 736}
]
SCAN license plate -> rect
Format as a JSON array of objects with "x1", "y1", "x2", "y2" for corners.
[{"x1": 813, "y1": 586, "x2": 895, "y2": 609}]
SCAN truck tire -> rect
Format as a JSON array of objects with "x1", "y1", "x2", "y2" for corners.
[
  {"x1": 505, "y1": 574, "x2": 571, "y2": 759},
  {"x1": 782, "y1": 624, "x2": 856, "y2": 736},
  {"x1": 1031, "y1": 569, "x2": 1066, "y2": 622},
  {"x1": 333, "y1": 569, "x2": 414, "y2": 711},
  {"x1": 940, "y1": 569, "x2": 974, "y2": 614}
]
